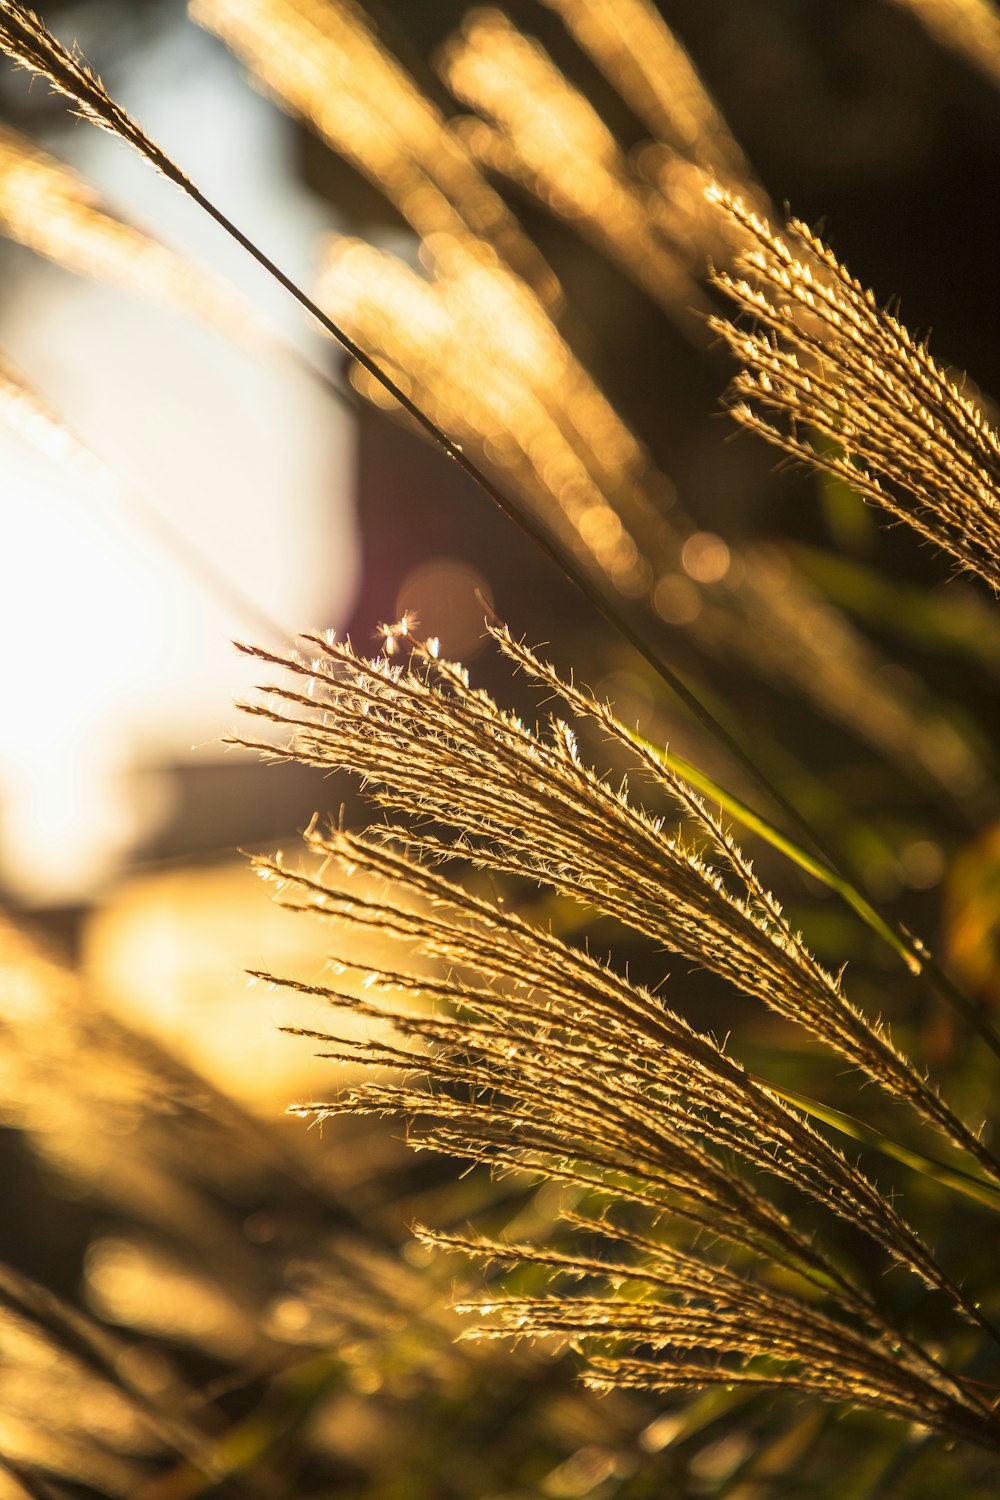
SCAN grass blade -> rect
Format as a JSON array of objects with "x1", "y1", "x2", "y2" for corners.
[
  {"x1": 632, "y1": 730, "x2": 921, "y2": 972},
  {"x1": 757, "y1": 1077, "x2": 1000, "y2": 1214}
]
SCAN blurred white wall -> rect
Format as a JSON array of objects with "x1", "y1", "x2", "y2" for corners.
[{"x1": 0, "y1": 10, "x2": 359, "y2": 903}]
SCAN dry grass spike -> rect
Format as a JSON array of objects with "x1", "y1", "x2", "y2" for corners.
[{"x1": 708, "y1": 185, "x2": 1000, "y2": 590}]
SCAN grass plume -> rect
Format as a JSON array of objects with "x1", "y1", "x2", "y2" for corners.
[
  {"x1": 193, "y1": 0, "x2": 995, "y2": 821},
  {"x1": 425, "y1": 1226, "x2": 991, "y2": 1443},
  {"x1": 0, "y1": 913, "x2": 678, "y2": 1494},
  {"x1": 0, "y1": 0, "x2": 762, "y2": 776},
  {"x1": 3, "y1": 0, "x2": 990, "y2": 1010},
  {"x1": 710, "y1": 187, "x2": 1000, "y2": 591},
  {"x1": 236, "y1": 649, "x2": 1000, "y2": 1442},
  {"x1": 4, "y1": 1, "x2": 1000, "y2": 1477},
  {"x1": 0, "y1": 3, "x2": 191, "y2": 182},
  {"x1": 236, "y1": 623, "x2": 1000, "y2": 1187}
]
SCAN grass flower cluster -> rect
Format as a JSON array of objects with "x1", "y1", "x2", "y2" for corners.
[
  {"x1": 710, "y1": 188, "x2": 1000, "y2": 590},
  {"x1": 234, "y1": 623, "x2": 1000, "y2": 1445}
]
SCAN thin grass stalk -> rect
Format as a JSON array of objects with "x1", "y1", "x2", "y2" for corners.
[
  {"x1": 313, "y1": 238, "x2": 992, "y2": 817},
  {"x1": 709, "y1": 187, "x2": 1000, "y2": 591},
  {"x1": 190, "y1": 0, "x2": 561, "y2": 309},
  {"x1": 190, "y1": 0, "x2": 991, "y2": 822}
]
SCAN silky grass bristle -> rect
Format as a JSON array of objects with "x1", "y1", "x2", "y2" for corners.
[
  {"x1": 422, "y1": 1226, "x2": 994, "y2": 1446},
  {"x1": 0, "y1": 4, "x2": 190, "y2": 185},
  {"x1": 236, "y1": 624, "x2": 1000, "y2": 1188},
  {"x1": 240, "y1": 729, "x2": 1000, "y2": 1444},
  {"x1": 709, "y1": 186, "x2": 1000, "y2": 591}
]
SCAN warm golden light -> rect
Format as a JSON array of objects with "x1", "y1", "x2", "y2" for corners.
[
  {"x1": 190, "y1": 0, "x2": 561, "y2": 306},
  {"x1": 440, "y1": 11, "x2": 700, "y2": 324},
  {"x1": 0, "y1": 0, "x2": 997, "y2": 1488},
  {"x1": 539, "y1": 0, "x2": 751, "y2": 182},
  {"x1": 316, "y1": 235, "x2": 648, "y2": 591},
  {"x1": 0, "y1": 123, "x2": 261, "y2": 344},
  {"x1": 888, "y1": 0, "x2": 1000, "y2": 88},
  {"x1": 183, "y1": 0, "x2": 946, "y2": 794},
  {"x1": 83, "y1": 858, "x2": 384, "y2": 1109},
  {"x1": 86, "y1": 1234, "x2": 258, "y2": 1358}
]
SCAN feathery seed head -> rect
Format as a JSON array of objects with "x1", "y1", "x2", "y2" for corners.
[
  {"x1": 0, "y1": 4, "x2": 188, "y2": 188},
  {"x1": 709, "y1": 187, "x2": 1000, "y2": 590},
  {"x1": 238, "y1": 627, "x2": 1000, "y2": 1307}
]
